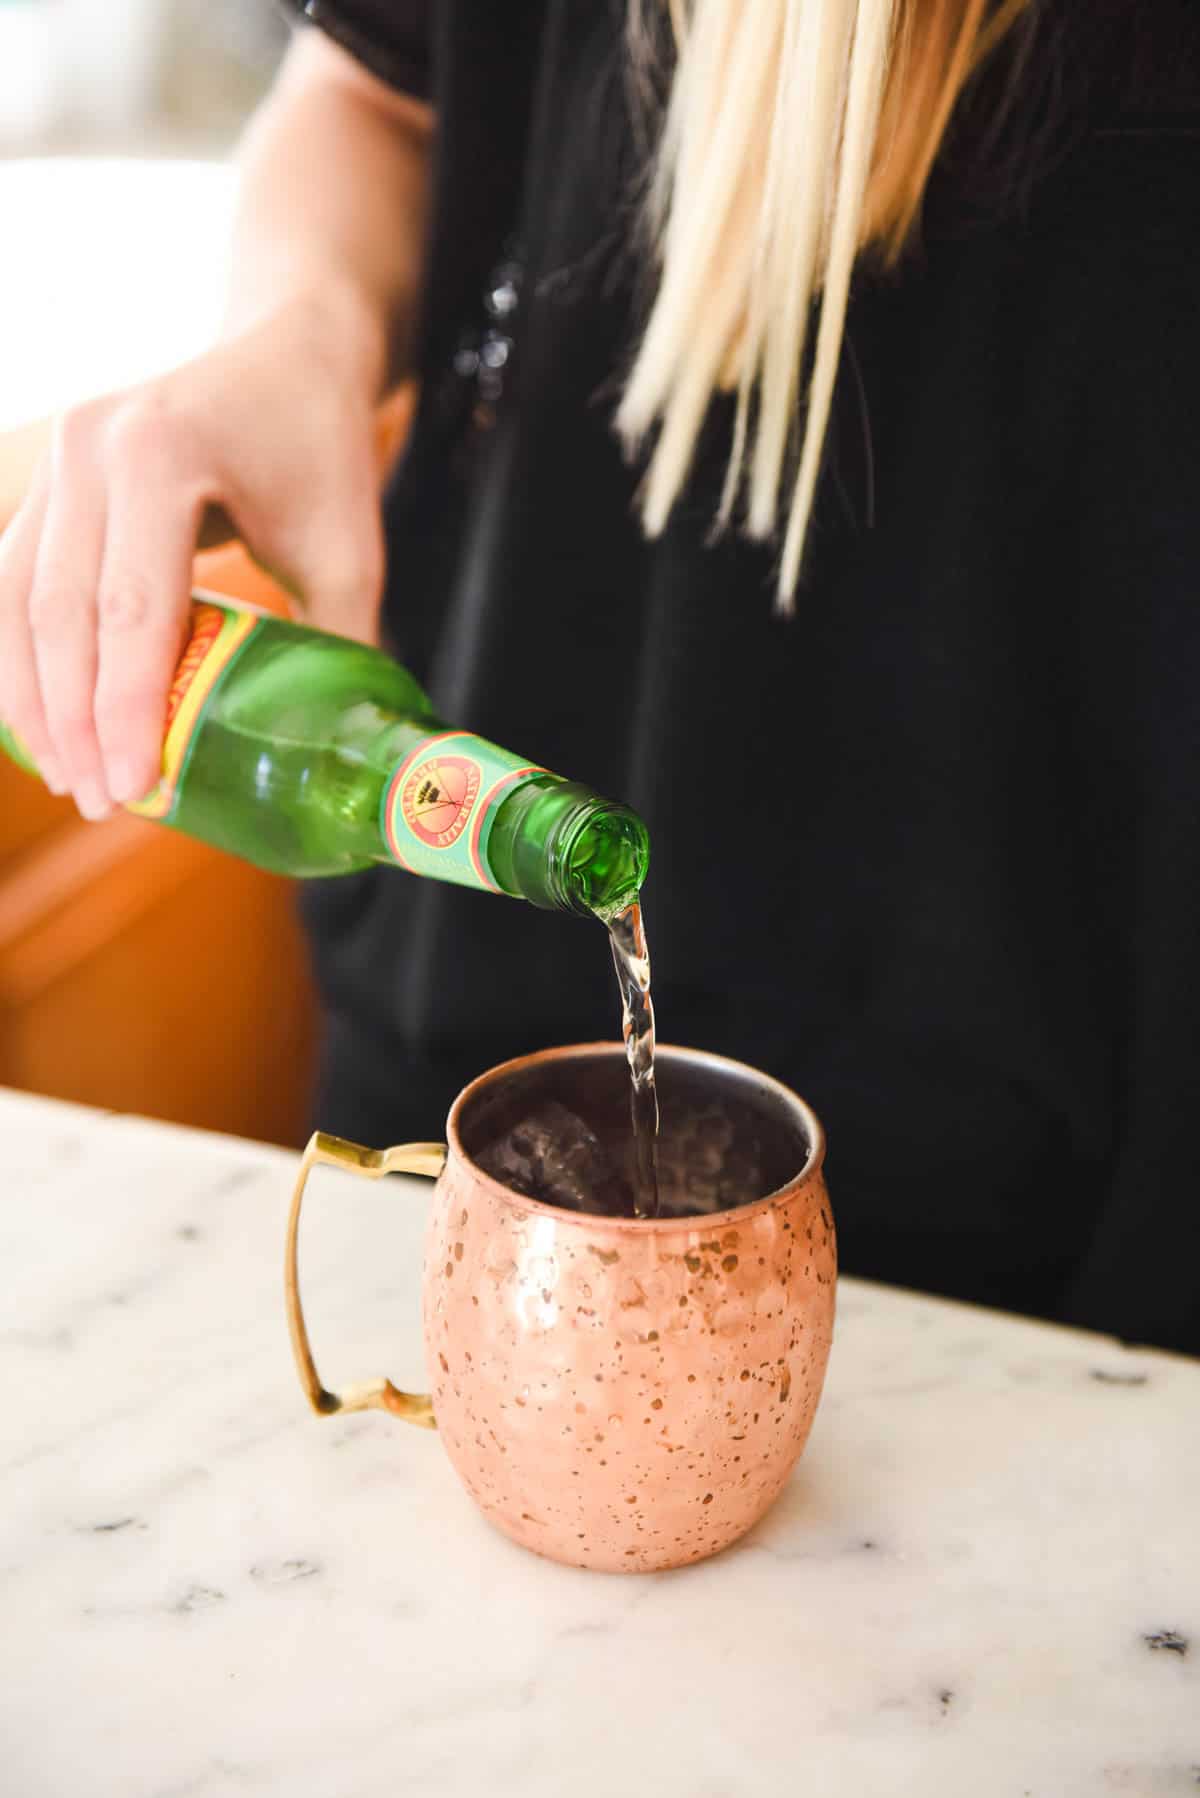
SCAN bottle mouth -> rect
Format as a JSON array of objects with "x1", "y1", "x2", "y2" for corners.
[{"x1": 550, "y1": 799, "x2": 650, "y2": 920}]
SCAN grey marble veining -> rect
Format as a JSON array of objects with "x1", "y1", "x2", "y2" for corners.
[{"x1": 0, "y1": 1086, "x2": 1196, "y2": 1796}]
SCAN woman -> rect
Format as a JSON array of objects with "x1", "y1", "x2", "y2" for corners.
[{"x1": 1, "y1": 1, "x2": 1197, "y2": 1354}]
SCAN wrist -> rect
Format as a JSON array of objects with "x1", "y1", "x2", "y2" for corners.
[
  {"x1": 223, "y1": 270, "x2": 393, "y2": 402},
  {"x1": 301, "y1": 275, "x2": 393, "y2": 399}
]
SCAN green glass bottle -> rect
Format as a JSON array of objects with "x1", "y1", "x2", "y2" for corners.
[{"x1": 0, "y1": 593, "x2": 649, "y2": 920}]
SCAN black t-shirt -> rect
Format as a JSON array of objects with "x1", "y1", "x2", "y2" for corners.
[{"x1": 284, "y1": 0, "x2": 1200, "y2": 1356}]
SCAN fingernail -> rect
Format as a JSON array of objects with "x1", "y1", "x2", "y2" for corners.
[
  {"x1": 108, "y1": 759, "x2": 148, "y2": 805},
  {"x1": 75, "y1": 782, "x2": 113, "y2": 823},
  {"x1": 42, "y1": 762, "x2": 68, "y2": 796}
]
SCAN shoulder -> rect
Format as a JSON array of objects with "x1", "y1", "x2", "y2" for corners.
[
  {"x1": 275, "y1": 0, "x2": 431, "y2": 97},
  {"x1": 274, "y1": 0, "x2": 548, "y2": 101}
]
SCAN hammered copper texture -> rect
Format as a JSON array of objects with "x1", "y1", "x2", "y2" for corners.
[{"x1": 423, "y1": 1072, "x2": 835, "y2": 1574}]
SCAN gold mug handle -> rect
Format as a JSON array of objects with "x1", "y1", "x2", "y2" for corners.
[{"x1": 285, "y1": 1131, "x2": 446, "y2": 1428}]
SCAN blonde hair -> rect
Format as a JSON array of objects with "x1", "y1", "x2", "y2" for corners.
[{"x1": 617, "y1": 0, "x2": 1029, "y2": 608}]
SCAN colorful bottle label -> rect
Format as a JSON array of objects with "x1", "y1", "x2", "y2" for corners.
[
  {"x1": 381, "y1": 730, "x2": 544, "y2": 892},
  {"x1": 129, "y1": 597, "x2": 261, "y2": 821}
]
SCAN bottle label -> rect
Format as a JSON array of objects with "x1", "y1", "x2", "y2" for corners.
[
  {"x1": 129, "y1": 597, "x2": 261, "y2": 821},
  {"x1": 381, "y1": 730, "x2": 544, "y2": 891}
]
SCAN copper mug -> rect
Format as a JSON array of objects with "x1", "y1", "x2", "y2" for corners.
[{"x1": 285, "y1": 1042, "x2": 835, "y2": 1573}]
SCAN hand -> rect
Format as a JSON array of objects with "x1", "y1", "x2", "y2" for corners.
[{"x1": 0, "y1": 292, "x2": 385, "y2": 818}]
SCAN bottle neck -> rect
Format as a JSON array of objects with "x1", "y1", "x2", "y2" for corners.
[
  {"x1": 372, "y1": 736, "x2": 649, "y2": 919},
  {"x1": 495, "y1": 780, "x2": 650, "y2": 919}
]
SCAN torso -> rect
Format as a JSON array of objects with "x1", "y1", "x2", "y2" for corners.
[{"x1": 302, "y1": 0, "x2": 1200, "y2": 1354}]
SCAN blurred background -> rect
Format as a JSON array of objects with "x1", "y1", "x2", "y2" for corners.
[
  {"x1": 0, "y1": 0, "x2": 285, "y2": 158},
  {"x1": 0, "y1": 1, "x2": 328, "y2": 1146}
]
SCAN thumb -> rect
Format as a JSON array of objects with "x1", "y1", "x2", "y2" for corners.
[{"x1": 264, "y1": 489, "x2": 386, "y2": 647}]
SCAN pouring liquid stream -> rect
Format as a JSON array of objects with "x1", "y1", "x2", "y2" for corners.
[{"x1": 607, "y1": 900, "x2": 660, "y2": 1218}]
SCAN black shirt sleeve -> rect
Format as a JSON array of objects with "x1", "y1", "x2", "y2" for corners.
[{"x1": 275, "y1": 0, "x2": 430, "y2": 98}]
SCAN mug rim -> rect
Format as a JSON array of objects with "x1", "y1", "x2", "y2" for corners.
[{"x1": 445, "y1": 1040, "x2": 826, "y2": 1233}]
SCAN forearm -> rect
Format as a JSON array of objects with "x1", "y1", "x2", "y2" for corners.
[{"x1": 223, "y1": 31, "x2": 434, "y2": 398}]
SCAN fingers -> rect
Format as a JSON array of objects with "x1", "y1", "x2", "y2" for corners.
[
  {"x1": 303, "y1": 515, "x2": 384, "y2": 644},
  {"x1": 284, "y1": 460, "x2": 385, "y2": 646},
  {"x1": 0, "y1": 463, "x2": 65, "y2": 792},
  {"x1": 4, "y1": 396, "x2": 206, "y2": 818},
  {"x1": 94, "y1": 424, "x2": 199, "y2": 804},
  {"x1": 28, "y1": 412, "x2": 112, "y2": 819},
  {"x1": 0, "y1": 314, "x2": 390, "y2": 828},
  {"x1": 220, "y1": 372, "x2": 384, "y2": 645}
]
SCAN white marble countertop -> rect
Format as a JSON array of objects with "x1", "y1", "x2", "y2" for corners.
[{"x1": 1, "y1": 1085, "x2": 1196, "y2": 1797}]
